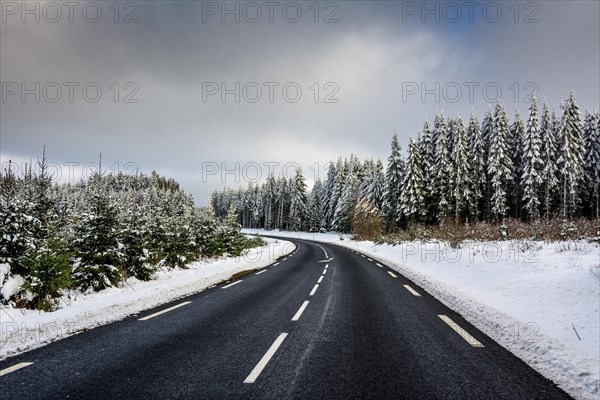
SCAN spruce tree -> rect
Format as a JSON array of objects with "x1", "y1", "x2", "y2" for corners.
[
  {"x1": 488, "y1": 101, "x2": 513, "y2": 220},
  {"x1": 382, "y1": 133, "x2": 405, "y2": 231},
  {"x1": 333, "y1": 169, "x2": 359, "y2": 233},
  {"x1": 72, "y1": 170, "x2": 122, "y2": 292},
  {"x1": 521, "y1": 96, "x2": 544, "y2": 220},
  {"x1": 307, "y1": 179, "x2": 325, "y2": 232},
  {"x1": 480, "y1": 106, "x2": 494, "y2": 219},
  {"x1": 288, "y1": 168, "x2": 307, "y2": 231},
  {"x1": 400, "y1": 138, "x2": 426, "y2": 222},
  {"x1": 433, "y1": 113, "x2": 452, "y2": 221},
  {"x1": 419, "y1": 120, "x2": 436, "y2": 222},
  {"x1": 450, "y1": 114, "x2": 473, "y2": 222},
  {"x1": 467, "y1": 113, "x2": 484, "y2": 219},
  {"x1": 557, "y1": 92, "x2": 585, "y2": 218},
  {"x1": 508, "y1": 109, "x2": 525, "y2": 218},
  {"x1": 540, "y1": 101, "x2": 560, "y2": 218},
  {"x1": 327, "y1": 158, "x2": 344, "y2": 229},
  {"x1": 583, "y1": 111, "x2": 600, "y2": 218}
]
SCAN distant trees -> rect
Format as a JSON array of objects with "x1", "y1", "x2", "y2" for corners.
[
  {"x1": 0, "y1": 153, "x2": 256, "y2": 310},
  {"x1": 214, "y1": 91, "x2": 599, "y2": 238}
]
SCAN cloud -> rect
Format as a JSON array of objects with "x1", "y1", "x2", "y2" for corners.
[{"x1": 1, "y1": 1, "x2": 598, "y2": 204}]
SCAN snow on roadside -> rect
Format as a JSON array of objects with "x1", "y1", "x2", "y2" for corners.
[
  {"x1": 244, "y1": 229, "x2": 600, "y2": 400},
  {"x1": 0, "y1": 237, "x2": 295, "y2": 360}
]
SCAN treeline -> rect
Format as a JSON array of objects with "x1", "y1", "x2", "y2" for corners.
[
  {"x1": 212, "y1": 92, "x2": 600, "y2": 234},
  {"x1": 0, "y1": 152, "x2": 258, "y2": 310}
]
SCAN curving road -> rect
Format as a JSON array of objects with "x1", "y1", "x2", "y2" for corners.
[{"x1": 0, "y1": 238, "x2": 573, "y2": 399}]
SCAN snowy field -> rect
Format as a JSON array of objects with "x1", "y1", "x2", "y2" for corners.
[
  {"x1": 0, "y1": 238, "x2": 295, "y2": 360},
  {"x1": 244, "y1": 229, "x2": 600, "y2": 400}
]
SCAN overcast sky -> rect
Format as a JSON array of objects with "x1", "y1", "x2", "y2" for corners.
[{"x1": 1, "y1": 0, "x2": 599, "y2": 205}]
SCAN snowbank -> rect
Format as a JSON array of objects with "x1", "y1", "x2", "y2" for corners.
[
  {"x1": 0, "y1": 238, "x2": 294, "y2": 360},
  {"x1": 244, "y1": 229, "x2": 600, "y2": 400}
]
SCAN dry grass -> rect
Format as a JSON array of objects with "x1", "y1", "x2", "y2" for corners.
[{"x1": 373, "y1": 218, "x2": 600, "y2": 244}]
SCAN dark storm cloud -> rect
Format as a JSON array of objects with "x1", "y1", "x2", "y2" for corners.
[{"x1": 1, "y1": 1, "x2": 599, "y2": 204}]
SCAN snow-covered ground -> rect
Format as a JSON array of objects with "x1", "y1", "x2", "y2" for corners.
[
  {"x1": 244, "y1": 229, "x2": 600, "y2": 400},
  {"x1": 0, "y1": 237, "x2": 295, "y2": 360}
]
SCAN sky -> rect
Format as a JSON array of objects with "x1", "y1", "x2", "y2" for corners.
[{"x1": 1, "y1": 0, "x2": 599, "y2": 205}]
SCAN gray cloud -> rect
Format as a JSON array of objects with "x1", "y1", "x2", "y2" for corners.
[{"x1": 1, "y1": 0, "x2": 599, "y2": 204}]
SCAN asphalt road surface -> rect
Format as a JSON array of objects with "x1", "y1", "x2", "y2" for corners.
[{"x1": 0, "y1": 238, "x2": 573, "y2": 399}]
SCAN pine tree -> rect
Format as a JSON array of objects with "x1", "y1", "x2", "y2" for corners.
[
  {"x1": 72, "y1": 170, "x2": 122, "y2": 292},
  {"x1": 521, "y1": 96, "x2": 544, "y2": 220},
  {"x1": 467, "y1": 113, "x2": 484, "y2": 219},
  {"x1": 194, "y1": 203, "x2": 219, "y2": 256},
  {"x1": 480, "y1": 106, "x2": 494, "y2": 220},
  {"x1": 557, "y1": 92, "x2": 585, "y2": 218},
  {"x1": 263, "y1": 174, "x2": 276, "y2": 230},
  {"x1": 433, "y1": 113, "x2": 452, "y2": 221},
  {"x1": 306, "y1": 179, "x2": 325, "y2": 232},
  {"x1": 0, "y1": 161, "x2": 40, "y2": 280},
  {"x1": 118, "y1": 189, "x2": 154, "y2": 280},
  {"x1": 583, "y1": 111, "x2": 600, "y2": 218},
  {"x1": 21, "y1": 221, "x2": 71, "y2": 311},
  {"x1": 288, "y1": 168, "x2": 307, "y2": 231},
  {"x1": 401, "y1": 138, "x2": 426, "y2": 222},
  {"x1": 419, "y1": 120, "x2": 436, "y2": 222},
  {"x1": 333, "y1": 169, "x2": 359, "y2": 233},
  {"x1": 488, "y1": 101, "x2": 513, "y2": 220},
  {"x1": 326, "y1": 158, "x2": 344, "y2": 229},
  {"x1": 508, "y1": 109, "x2": 525, "y2": 218},
  {"x1": 540, "y1": 101, "x2": 560, "y2": 218},
  {"x1": 372, "y1": 159, "x2": 386, "y2": 211},
  {"x1": 382, "y1": 133, "x2": 405, "y2": 231},
  {"x1": 450, "y1": 114, "x2": 473, "y2": 222}
]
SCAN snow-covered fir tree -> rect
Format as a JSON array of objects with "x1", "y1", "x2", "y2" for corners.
[
  {"x1": 433, "y1": 113, "x2": 452, "y2": 221},
  {"x1": 320, "y1": 162, "x2": 337, "y2": 228},
  {"x1": 480, "y1": 106, "x2": 494, "y2": 219},
  {"x1": 539, "y1": 101, "x2": 560, "y2": 218},
  {"x1": 400, "y1": 137, "x2": 426, "y2": 222},
  {"x1": 382, "y1": 133, "x2": 405, "y2": 230},
  {"x1": 488, "y1": 101, "x2": 514, "y2": 220},
  {"x1": 72, "y1": 169, "x2": 123, "y2": 292},
  {"x1": 333, "y1": 161, "x2": 359, "y2": 232},
  {"x1": 521, "y1": 96, "x2": 544, "y2": 220},
  {"x1": 508, "y1": 109, "x2": 525, "y2": 218},
  {"x1": 583, "y1": 110, "x2": 600, "y2": 218},
  {"x1": 306, "y1": 179, "x2": 325, "y2": 232},
  {"x1": 450, "y1": 114, "x2": 474, "y2": 222},
  {"x1": 467, "y1": 113, "x2": 485, "y2": 218},
  {"x1": 419, "y1": 120, "x2": 437, "y2": 222},
  {"x1": 326, "y1": 158, "x2": 345, "y2": 229},
  {"x1": 557, "y1": 92, "x2": 585, "y2": 218},
  {"x1": 288, "y1": 168, "x2": 308, "y2": 231}
]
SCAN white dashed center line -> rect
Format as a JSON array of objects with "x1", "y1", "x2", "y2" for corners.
[
  {"x1": 291, "y1": 301, "x2": 310, "y2": 321},
  {"x1": 256, "y1": 270, "x2": 267, "y2": 275},
  {"x1": 138, "y1": 301, "x2": 192, "y2": 321},
  {"x1": 322, "y1": 269, "x2": 327, "y2": 275},
  {"x1": 317, "y1": 276, "x2": 324, "y2": 283},
  {"x1": 438, "y1": 315, "x2": 484, "y2": 347},
  {"x1": 222, "y1": 280, "x2": 243, "y2": 289},
  {"x1": 403, "y1": 285, "x2": 421, "y2": 297},
  {"x1": 376, "y1": 263, "x2": 383, "y2": 268},
  {"x1": 387, "y1": 271, "x2": 398, "y2": 278},
  {"x1": 309, "y1": 284, "x2": 319, "y2": 296},
  {"x1": 273, "y1": 262, "x2": 280, "y2": 266},
  {"x1": 0, "y1": 362, "x2": 33, "y2": 377},
  {"x1": 243, "y1": 333, "x2": 288, "y2": 383}
]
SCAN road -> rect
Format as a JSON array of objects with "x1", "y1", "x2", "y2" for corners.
[{"x1": 0, "y1": 238, "x2": 573, "y2": 399}]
